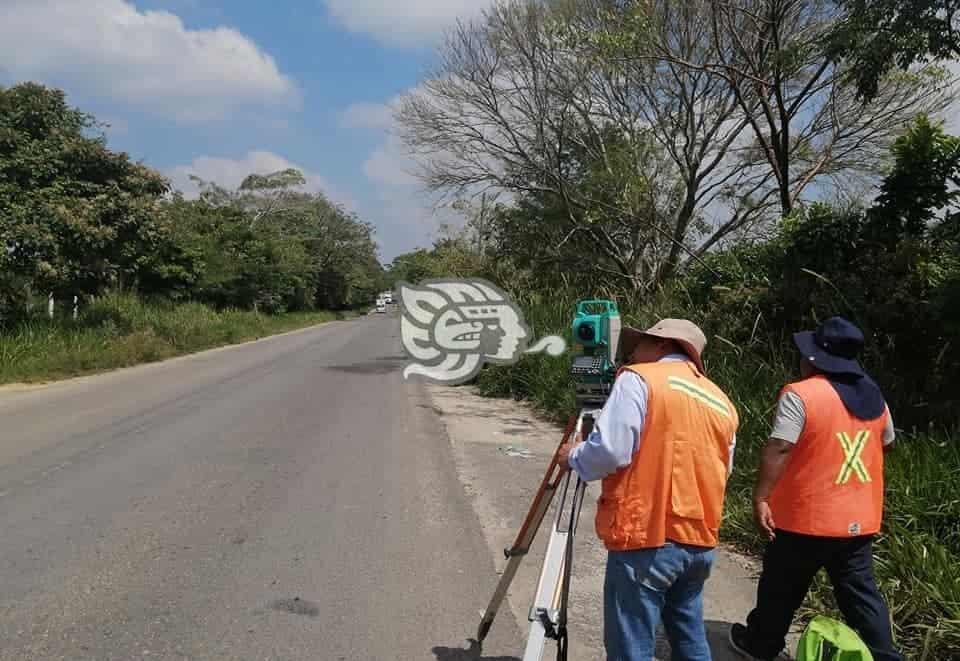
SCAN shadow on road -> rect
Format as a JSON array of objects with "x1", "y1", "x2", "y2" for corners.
[
  {"x1": 431, "y1": 621, "x2": 770, "y2": 660},
  {"x1": 654, "y1": 619, "x2": 766, "y2": 660},
  {"x1": 324, "y1": 357, "x2": 407, "y2": 374},
  {"x1": 432, "y1": 639, "x2": 522, "y2": 661}
]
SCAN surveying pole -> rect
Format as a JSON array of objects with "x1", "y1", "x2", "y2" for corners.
[{"x1": 476, "y1": 407, "x2": 600, "y2": 661}]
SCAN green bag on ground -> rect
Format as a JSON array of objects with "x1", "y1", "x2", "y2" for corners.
[{"x1": 796, "y1": 615, "x2": 875, "y2": 661}]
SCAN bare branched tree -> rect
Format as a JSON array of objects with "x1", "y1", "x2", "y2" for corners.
[
  {"x1": 451, "y1": 191, "x2": 502, "y2": 257},
  {"x1": 657, "y1": 0, "x2": 956, "y2": 214},
  {"x1": 398, "y1": 1, "x2": 739, "y2": 289},
  {"x1": 397, "y1": 0, "x2": 954, "y2": 289},
  {"x1": 569, "y1": 0, "x2": 783, "y2": 279}
]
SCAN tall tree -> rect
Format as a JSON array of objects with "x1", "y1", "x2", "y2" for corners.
[
  {"x1": 397, "y1": 0, "x2": 951, "y2": 290},
  {"x1": 828, "y1": 0, "x2": 960, "y2": 100},
  {"x1": 181, "y1": 171, "x2": 383, "y2": 309},
  {"x1": 638, "y1": 0, "x2": 955, "y2": 216},
  {"x1": 0, "y1": 83, "x2": 171, "y2": 318},
  {"x1": 577, "y1": 0, "x2": 780, "y2": 280},
  {"x1": 451, "y1": 192, "x2": 501, "y2": 258},
  {"x1": 397, "y1": 1, "x2": 716, "y2": 291}
]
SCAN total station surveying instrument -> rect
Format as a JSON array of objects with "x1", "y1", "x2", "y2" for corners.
[{"x1": 476, "y1": 300, "x2": 623, "y2": 661}]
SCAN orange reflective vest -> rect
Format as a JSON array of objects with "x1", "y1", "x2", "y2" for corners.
[
  {"x1": 768, "y1": 376, "x2": 888, "y2": 538},
  {"x1": 595, "y1": 361, "x2": 739, "y2": 550}
]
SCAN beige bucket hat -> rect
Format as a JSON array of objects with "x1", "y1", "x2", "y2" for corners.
[{"x1": 620, "y1": 319, "x2": 707, "y2": 373}]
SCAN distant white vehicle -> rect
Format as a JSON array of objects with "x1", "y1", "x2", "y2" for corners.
[
  {"x1": 384, "y1": 292, "x2": 393, "y2": 304},
  {"x1": 376, "y1": 300, "x2": 386, "y2": 313}
]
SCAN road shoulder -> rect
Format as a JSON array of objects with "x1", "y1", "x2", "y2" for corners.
[
  {"x1": 428, "y1": 382, "x2": 796, "y2": 660},
  {"x1": 0, "y1": 319, "x2": 343, "y2": 395}
]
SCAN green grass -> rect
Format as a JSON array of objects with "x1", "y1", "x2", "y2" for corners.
[
  {"x1": 475, "y1": 292, "x2": 960, "y2": 660},
  {"x1": 0, "y1": 292, "x2": 340, "y2": 384}
]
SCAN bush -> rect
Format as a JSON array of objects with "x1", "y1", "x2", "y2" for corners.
[
  {"x1": 682, "y1": 202, "x2": 960, "y2": 430},
  {"x1": 0, "y1": 292, "x2": 338, "y2": 384}
]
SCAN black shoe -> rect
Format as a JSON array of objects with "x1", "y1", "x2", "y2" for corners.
[{"x1": 728, "y1": 623, "x2": 776, "y2": 661}]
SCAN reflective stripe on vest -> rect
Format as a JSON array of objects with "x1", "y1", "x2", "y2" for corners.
[
  {"x1": 836, "y1": 431, "x2": 872, "y2": 485},
  {"x1": 594, "y1": 361, "x2": 739, "y2": 550},
  {"x1": 768, "y1": 376, "x2": 887, "y2": 538}
]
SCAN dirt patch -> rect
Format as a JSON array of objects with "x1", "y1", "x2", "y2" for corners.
[{"x1": 268, "y1": 597, "x2": 320, "y2": 617}]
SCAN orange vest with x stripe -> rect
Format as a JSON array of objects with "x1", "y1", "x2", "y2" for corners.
[{"x1": 769, "y1": 375, "x2": 888, "y2": 538}]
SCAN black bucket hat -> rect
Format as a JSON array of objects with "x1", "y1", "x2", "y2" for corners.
[{"x1": 793, "y1": 317, "x2": 886, "y2": 420}]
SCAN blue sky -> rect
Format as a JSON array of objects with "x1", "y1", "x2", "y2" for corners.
[{"x1": 0, "y1": 0, "x2": 490, "y2": 262}]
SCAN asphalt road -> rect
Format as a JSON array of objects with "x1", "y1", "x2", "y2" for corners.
[{"x1": 0, "y1": 313, "x2": 522, "y2": 660}]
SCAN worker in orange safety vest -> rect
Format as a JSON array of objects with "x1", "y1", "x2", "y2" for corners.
[
  {"x1": 558, "y1": 319, "x2": 739, "y2": 661},
  {"x1": 728, "y1": 317, "x2": 903, "y2": 661}
]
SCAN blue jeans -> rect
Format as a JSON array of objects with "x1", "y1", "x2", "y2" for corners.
[{"x1": 604, "y1": 542, "x2": 716, "y2": 661}]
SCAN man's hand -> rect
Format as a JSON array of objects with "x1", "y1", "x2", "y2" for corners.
[
  {"x1": 752, "y1": 438, "x2": 793, "y2": 543},
  {"x1": 754, "y1": 499, "x2": 776, "y2": 541},
  {"x1": 557, "y1": 442, "x2": 578, "y2": 470}
]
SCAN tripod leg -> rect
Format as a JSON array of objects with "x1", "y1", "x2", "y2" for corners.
[
  {"x1": 476, "y1": 414, "x2": 579, "y2": 643},
  {"x1": 522, "y1": 469, "x2": 574, "y2": 661},
  {"x1": 557, "y1": 414, "x2": 594, "y2": 634},
  {"x1": 554, "y1": 477, "x2": 587, "y2": 661},
  {"x1": 526, "y1": 412, "x2": 595, "y2": 661}
]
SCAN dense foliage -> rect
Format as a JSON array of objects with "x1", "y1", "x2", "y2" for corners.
[
  {"x1": 0, "y1": 83, "x2": 171, "y2": 317},
  {"x1": 829, "y1": 0, "x2": 960, "y2": 100},
  {"x1": 0, "y1": 83, "x2": 385, "y2": 327},
  {"x1": 686, "y1": 117, "x2": 960, "y2": 429}
]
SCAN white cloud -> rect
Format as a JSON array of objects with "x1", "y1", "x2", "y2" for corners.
[
  {"x1": 322, "y1": 0, "x2": 491, "y2": 47},
  {"x1": 365, "y1": 185, "x2": 463, "y2": 261},
  {"x1": 337, "y1": 87, "x2": 478, "y2": 259},
  {"x1": 363, "y1": 135, "x2": 420, "y2": 187},
  {"x1": 167, "y1": 151, "x2": 356, "y2": 210},
  {"x1": 339, "y1": 102, "x2": 395, "y2": 131},
  {"x1": 356, "y1": 122, "x2": 466, "y2": 260},
  {"x1": 340, "y1": 93, "x2": 422, "y2": 188},
  {"x1": 0, "y1": 0, "x2": 297, "y2": 122}
]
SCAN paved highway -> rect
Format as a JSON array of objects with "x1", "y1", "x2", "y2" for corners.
[{"x1": 0, "y1": 314, "x2": 522, "y2": 660}]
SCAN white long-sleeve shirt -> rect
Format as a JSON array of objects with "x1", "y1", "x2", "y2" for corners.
[{"x1": 568, "y1": 354, "x2": 737, "y2": 482}]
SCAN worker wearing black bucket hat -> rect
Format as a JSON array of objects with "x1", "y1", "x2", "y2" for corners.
[
  {"x1": 792, "y1": 317, "x2": 887, "y2": 420},
  {"x1": 729, "y1": 317, "x2": 903, "y2": 661}
]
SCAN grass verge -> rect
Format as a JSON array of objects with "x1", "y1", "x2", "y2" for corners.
[
  {"x1": 474, "y1": 293, "x2": 960, "y2": 661},
  {"x1": 0, "y1": 292, "x2": 341, "y2": 385}
]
